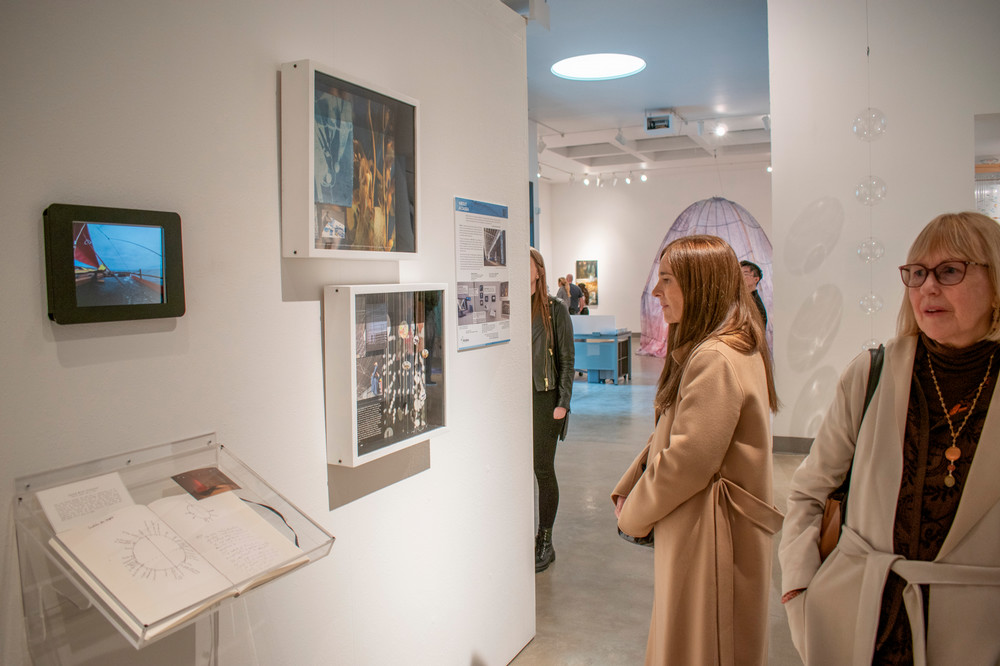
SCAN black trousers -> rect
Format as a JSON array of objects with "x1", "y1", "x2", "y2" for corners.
[{"x1": 533, "y1": 388, "x2": 565, "y2": 531}]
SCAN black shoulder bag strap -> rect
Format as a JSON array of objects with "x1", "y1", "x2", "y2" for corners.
[{"x1": 831, "y1": 344, "x2": 885, "y2": 525}]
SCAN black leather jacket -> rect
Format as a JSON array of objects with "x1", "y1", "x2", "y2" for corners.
[{"x1": 531, "y1": 297, "x2": 575, "y2": 410}]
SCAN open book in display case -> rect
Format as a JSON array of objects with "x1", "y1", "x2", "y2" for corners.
[{"x1": 14, "y1": 433, "x2": 335, "y2": 660}]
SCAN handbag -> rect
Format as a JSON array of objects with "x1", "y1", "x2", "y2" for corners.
[{"x1": 818, "y1": 344, "x2": 884, "y2": 561}]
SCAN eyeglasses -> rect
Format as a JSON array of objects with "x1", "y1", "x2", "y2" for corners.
[{"x1": 898, "y1": 260, "x2": 988, "y2": 287}]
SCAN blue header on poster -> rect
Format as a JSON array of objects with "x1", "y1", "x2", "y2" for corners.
[{"x1": 455, "y1": 198, "x2": 508, "y2": 219}]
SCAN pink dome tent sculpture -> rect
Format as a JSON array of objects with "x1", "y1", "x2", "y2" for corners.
[{"x1": 638, "y1": 197, "x2": 773, "y2": 357}]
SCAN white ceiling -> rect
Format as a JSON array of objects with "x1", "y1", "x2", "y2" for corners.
[{"x1": 503, "y1": 0, "x2": 771, "y2": 182}]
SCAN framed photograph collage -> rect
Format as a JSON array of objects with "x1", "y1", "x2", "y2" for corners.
[{"x1": 280, "y1": 60, "x2": 417, "y2": 259}]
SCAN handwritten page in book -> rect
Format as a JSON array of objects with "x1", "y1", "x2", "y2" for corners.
[
  {"x1": 53, "y1": 504, "x2": 235, "y2": 629},
  {"x1": 149, "y1": 491, "x2": 305, "y2": 588},
  {"x1": 35, "y1": 472, "x2": 135, "y2": 533}
]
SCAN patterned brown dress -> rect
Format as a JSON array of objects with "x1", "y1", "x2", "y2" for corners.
[{"x1": 874, "y1": 335, "x2": 1000, "y2": 662}]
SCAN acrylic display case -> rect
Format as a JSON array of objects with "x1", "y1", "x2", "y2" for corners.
[
  {"x1": 323, "y1": 284, "x2": 447, "y2": 466},
  {"x1": 14, "y1": 433, "x2": 335, "y2": 660}
]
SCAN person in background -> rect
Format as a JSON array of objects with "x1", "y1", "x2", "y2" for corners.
[
  {"x1": 578, "y1": 282, "x2": 590, "y2": 315},
  {"x1": 530, "y1": 249, "x2": 574, "y2": 573},
  {"x1": 740, "y1": 260, "x2": 767, "y2": 328},
  {"x1": 613, "y1": 235, "x2": 782, "y2": 664},
  {"x1": 780, "y1": 212, "x2": 1000, "y2": 664},
  {"x1": 555, "y1": 276, "x2": 570, "y2": 309},
  {"x1": 565, "y1": 273, "x2": 583, "y2": 315}
]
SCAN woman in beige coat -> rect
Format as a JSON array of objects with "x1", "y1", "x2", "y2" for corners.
[
  {"x1": 780, "y1": 212, "x2": 1000, "y2": 664},
  {"x1": 613, "y1": 235, "x2": 783, "y2": 665}
]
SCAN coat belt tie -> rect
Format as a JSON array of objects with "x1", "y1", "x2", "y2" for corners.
[
  {"x1": 837, "y1": 526, "x2": 1000, "y2": 666},
  {"x1": 713, "y1": 476, "x2": 784, "y2": 664}
]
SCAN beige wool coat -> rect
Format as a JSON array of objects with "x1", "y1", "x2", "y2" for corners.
[
  {"x1": 613, "y1": 337, "x2": 783, "y2": 665},
  {"x1": 780, "y1": 336, "x2": 1000, "y2": 665}
]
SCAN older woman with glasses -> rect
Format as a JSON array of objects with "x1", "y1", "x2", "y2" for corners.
[{"x1": 779, "y1": 211, "x2": 1000, "y2": 665}]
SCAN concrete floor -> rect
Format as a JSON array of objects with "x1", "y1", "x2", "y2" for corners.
[{"x1": 513, "y1": 351, "x2": 805, "y2": 665}]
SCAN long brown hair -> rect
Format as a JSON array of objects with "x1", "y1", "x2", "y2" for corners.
[
  {"x1": 530, "y1": 248, "x2": 554, "y2": 346},
  {"x1": 654, "y1": 235, "x2": 778, "y2": 414}
]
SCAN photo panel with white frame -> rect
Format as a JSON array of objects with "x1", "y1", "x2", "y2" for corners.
[
  {"x1": 323, "y1": 284, "x2": 447, "y2": 466},
  {"x1": 280, "y1": 60, "x2": 418, "y2": 259}
]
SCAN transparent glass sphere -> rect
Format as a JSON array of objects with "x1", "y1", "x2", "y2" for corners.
[
  {"x1": 852, "y1": 107, "x2": 887, "y2": 141},
  {"x1": 855, "y1": 175, "x2": 888, "y2": 206},
  {"x1": 857, "y1": 238, "x2": 885, "y2": 263},
  {"x1": 862, "y1": 338, "x2": 881, "y2": 351},
  {"x1": 859, "y1": 292, "x2": 884, "y2": 315}
]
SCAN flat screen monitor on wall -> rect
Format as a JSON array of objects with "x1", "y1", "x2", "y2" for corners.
[{"x1": 43, "y1": 203, "x2": 185, "y2": 324}]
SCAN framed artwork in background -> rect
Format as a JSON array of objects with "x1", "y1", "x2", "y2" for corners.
[{"x1": 576, "y1": 259, "x2": 598, "y2": 306}]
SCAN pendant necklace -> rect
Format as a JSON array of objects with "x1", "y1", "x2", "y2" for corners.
[{"x1": 927, "y1": 350, "x2": 996, "y2": 487}]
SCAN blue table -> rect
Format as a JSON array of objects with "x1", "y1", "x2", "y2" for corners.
[{"x1": 573, "y1": 329, "x2": 632, "y2": 384}]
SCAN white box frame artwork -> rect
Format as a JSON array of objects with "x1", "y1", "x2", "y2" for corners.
[
  {"x1": 323, "y1": 284, "x2": 447, "y2": 466},
  {"x1": 280, "y1": 59, "x2": 419, "y2": 259}
]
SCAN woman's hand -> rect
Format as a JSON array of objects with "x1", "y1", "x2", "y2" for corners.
[
  {"x1": 614, "y1": 495, "x2": 626, "y2": 519},
  {"x1": 553, "y1": 406, "x2": 567, "y2": 420}
]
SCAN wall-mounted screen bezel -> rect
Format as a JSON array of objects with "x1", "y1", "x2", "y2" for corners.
[{"x1": 43, "y1": 203, "x2": 185, "y2": 324}]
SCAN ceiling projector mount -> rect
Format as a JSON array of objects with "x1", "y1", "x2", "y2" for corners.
[{"x1": 644, "y1": 108, "x2": 678, "y2": 136}]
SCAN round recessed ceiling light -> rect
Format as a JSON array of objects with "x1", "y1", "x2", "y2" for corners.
[{"x1": 551, "y1": 53, "x2": 646, "y2": 81}]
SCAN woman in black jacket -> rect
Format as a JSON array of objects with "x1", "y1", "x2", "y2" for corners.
[{"x1": 529, "y1": 248, "x2": 575, "y2": 572}]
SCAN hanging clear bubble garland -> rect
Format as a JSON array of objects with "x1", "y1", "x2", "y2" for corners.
[
  {"x1": 853, "y1": 9, "x2": 886, "y2": 352},
  {"x1": 857, "y1": 237, "x2": 885, "y2": 263},
  {"x1": 855, "y1": 174, "x2": 888, "y2": 206},
  {"x1": 851, "y1": 107, "x2": 887, "y2": 142},
  {"x1": 859, "y1": 291, "x2": 884, "y2": 315}
]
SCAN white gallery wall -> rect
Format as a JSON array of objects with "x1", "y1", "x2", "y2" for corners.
[
  {"x1": 0, "y1": 1, "x2": 534, "y2": 665},
  {"x1": 537, "y1": 163, "x2": 773, "y2": 333},
  {"x1": 769, "y1": 0, "x2": 1000, "y2": 438}
]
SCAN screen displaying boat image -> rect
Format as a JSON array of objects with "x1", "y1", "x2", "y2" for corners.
[{"x1": 73, "y1": 222, "x2": 165, "y2": 307}]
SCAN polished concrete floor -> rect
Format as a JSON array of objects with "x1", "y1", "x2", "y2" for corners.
[{"x1": 513, "y1": 352, "x2": 805, "y2": 665}]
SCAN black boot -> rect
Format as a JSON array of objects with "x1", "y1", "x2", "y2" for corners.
[{"x1": 535, "y1": 528, "x2": 555, "y2": 573}]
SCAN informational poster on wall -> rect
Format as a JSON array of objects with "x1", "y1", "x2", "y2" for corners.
[{"x1": 454, "y1": 197, "x2": 511, "y2": 351}]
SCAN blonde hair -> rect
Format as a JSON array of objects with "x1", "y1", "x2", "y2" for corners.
[
  {"x1": 655, "y1": 235, "x2": 778, "y2": 413},
  {"x1": 896, "y1": 211, "x2": 1000, "y2": 342}
]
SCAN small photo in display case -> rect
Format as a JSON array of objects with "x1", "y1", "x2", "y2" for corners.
[{"x1": 323, "y1": 284, "x2": 446, "y2": 466}]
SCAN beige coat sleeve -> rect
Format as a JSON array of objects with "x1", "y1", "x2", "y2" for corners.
[
  {"x1": 777, "y1": 348, "x2": 875, "y2": 594},
  {"x1": 616, "y1": 346, "x2": 746, "y2": 538},
  {"x1": 611, "y1": 434, "x2": 651, "y2": 503}
]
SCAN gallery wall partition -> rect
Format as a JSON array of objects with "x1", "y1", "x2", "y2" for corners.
[{"x1": 1, "y1": 0, "x2": 534, "y2": 664}]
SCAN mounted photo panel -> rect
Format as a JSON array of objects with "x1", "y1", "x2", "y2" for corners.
[
  {"x1": 323, "y1": 284, "x2": 446, "y2": 466},
  {"x1": 280, "y1": 60, "x2": 418, "y2": 259}
]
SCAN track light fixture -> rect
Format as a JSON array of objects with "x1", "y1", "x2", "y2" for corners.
[{"x1": 537, "y1": 138, "x2": 547, "y2": 153}]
